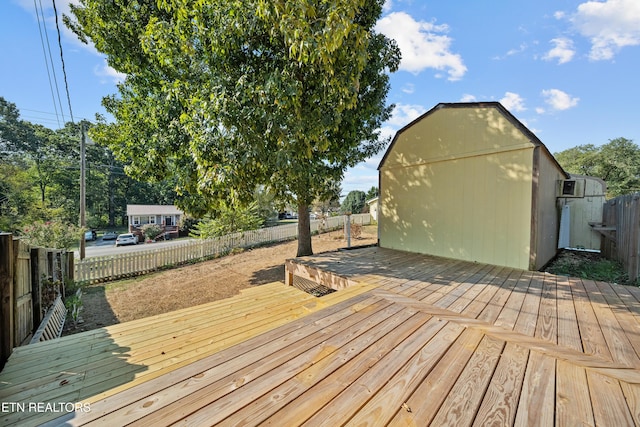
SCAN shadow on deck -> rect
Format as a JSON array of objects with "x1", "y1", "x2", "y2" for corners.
[{"x1": 2, "y1": 246, "x2": 640, "y2": 426}]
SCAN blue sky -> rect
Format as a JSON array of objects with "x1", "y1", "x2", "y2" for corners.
[{"x1": 2, "y1": 0, "x2": 640, "y2": 197}]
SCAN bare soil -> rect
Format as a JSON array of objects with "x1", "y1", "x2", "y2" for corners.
[{"x1": 63, "y1": 227, "x2": 378, "y2": 335}]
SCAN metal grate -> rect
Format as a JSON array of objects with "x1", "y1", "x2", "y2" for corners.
[{"x1": 292, "y1": 275, "x2": 336, "y2": 297}]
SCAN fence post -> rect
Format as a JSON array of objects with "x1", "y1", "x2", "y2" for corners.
[
  {"x1": 67, "y1": 253, "x2": 74, "y2": 283},
  {"x1": 0, "y1": 234, "x2": 14, "y2": 369},
  {"x1": 30, "y1": 247, "x2": 43, "y2": 332}
]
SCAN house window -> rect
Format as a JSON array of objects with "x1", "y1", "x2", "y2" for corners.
[
  {"x1": 133, "y1": 216, "x2": 140, "y2": 226},
  {"x1": 149, "y1": 216, "x2": 156, "y2": 225}
]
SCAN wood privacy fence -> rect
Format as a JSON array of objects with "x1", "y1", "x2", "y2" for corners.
[
  {"x1": 75, "y1": 214, "x2": 371, "y2": 284},
  {"x1": 0, "y1": 234, "x2": 73, "y2": 369},
  {"x1": 601, "y1": 193, "x2": 640, "y2": 281}
]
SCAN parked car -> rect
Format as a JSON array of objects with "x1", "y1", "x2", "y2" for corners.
[
  {"x1": 102, "y1": 231, "x2": 118, "y2": 240},
  {"x1": 115, "y1": 233, "x2": 138, "y2": 247},
  {"x1": 84, "y1": 230, "x2": 97, "y2": 241}
]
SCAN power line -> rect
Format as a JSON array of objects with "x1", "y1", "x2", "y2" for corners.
[
  {"x1": 33, "y1": 0, "x2": 62, "y2": 128},
  {"x1": 51, "y1": 0, "x2": 75, "y2": 125}
]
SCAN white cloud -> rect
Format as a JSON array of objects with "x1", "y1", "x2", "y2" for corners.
[
  {"x1": 554, "y1": 11, "x2": 566, "y2": 20},
  {"x1": 375, "y1": 12, "x2": 467, "y2": 81},
  {"x1": 500, "y1": 92, "x2": 526, "y2": 112},
  {"x1": 543, "y1": 37, "x2": 576, "y2": 64},
  {"x1": 341, "y1": 169, "x2": 380, "y2": 194},
  {"x1": 387, "y1": 103, "x2": 428, "y2": 127},
  {"x1": 382, "y1": 0, "x2": 393, "y2": 13},
  {"x1": 460, "y1": 94, "x2": 477, "y2": 102},
  {"x1": 569, "y1": 0, "x2": 640, "y2": 60},
  {"x1": 493, "y1": 43, "x2": 529, "y2": 61},
  {"x1": 541, "y1": 89, "x2": 579, "y2": 110},
  {"x1": 401, "y1": 83, "x2": 415, "y2": 94},
  {"x1": 94, "y1": 60, "x2": 126, "y2": 84}
]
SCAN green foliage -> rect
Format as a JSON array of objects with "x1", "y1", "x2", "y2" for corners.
[
  {"x1": 190, "y1": 201, "x2": 263, "y2": 239},
  {"x1": 66, "y1": 0, "x2": 400, "y2": 256},
  {"x1": 65, "y1": 289, "x2": 83, "y2": 327},
  {"x1": 253, "y1": 186, "x2": 278, "y2": 224},
  {"x1": 546, "y1": 251, "x2": 632, "y2": 285},
  {"x1": 141, "y1": 223, "x2": 163, "y2": 241},
  {"x1": 312, "y1": 180, "x2": 342, "y2": 215},
  {"x1": 341, "y1": 190, "x2": 367, "y2": 214},
  {"x1": 0, "y1": 97, "x2": 182, "y2": 231},
  {"x1": 365, "y1": 186, "x2": 378, "y2": 200},
  {"x1": 41, "y1": 277, "x2": 63, "y2": 310},
  {"x1": 21, "y1": 220, "x2": 82, "y2": 249},
  {"x1": 555, "y1": 137, "x2": 640, "y2": 197}
]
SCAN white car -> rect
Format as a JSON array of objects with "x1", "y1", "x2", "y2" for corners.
[{"x1": 115, "y1": 233, "x2": 138, "y2": 247}]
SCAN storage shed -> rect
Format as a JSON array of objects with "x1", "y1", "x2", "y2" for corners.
[{"x1": 378, "y1": 102, "x2": 569, "y2": 270}]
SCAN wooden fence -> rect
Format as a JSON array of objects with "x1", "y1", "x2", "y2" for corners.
[
  {"x1": 0, "y1": 234, "x2": 73, "y2": 369},
  {"x1": 601, "y1": 193, "x2": 640, "y2": 281},
  {"x1": 75, "y1": 214, "x2": 371, "y2": 284}
]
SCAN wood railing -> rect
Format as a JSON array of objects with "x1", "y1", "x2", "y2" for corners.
[
  {"x1": 0, "y1": 234, "x2": 73, "y2": 369},
  {"x1": 75, "y1": 214, "x2": 371, "y2": 284}
]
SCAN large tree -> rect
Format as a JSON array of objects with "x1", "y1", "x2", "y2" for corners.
[
  {"x1": 67, "y1": 0, "x2": 399, "y2": 256},
  {"x1": 555, "y1": 137, "x2": 640, "y2": 197},
  {"x1": 341, "y1": 190, "x2": 366, "y2": 214}
]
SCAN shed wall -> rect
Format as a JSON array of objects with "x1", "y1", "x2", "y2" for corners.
[
  {"x1": 558, "y1": 176, "x2": 606, "y2": 250},
  {"x1": 532, "y1": 148, "x2": 566, "y2": 269},
  {"x1": 379, "y1": 107, "x2": 535, "y2": 270}
]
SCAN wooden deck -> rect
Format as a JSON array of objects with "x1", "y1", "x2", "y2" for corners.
[
  {"x1": 2, "y1": 246, "x2": 640, "y2": 425},
  {"x1": 0, "y1": 281, "x2": 373, "y2": 426}
]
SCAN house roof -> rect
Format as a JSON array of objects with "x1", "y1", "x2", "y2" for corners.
[
  {"x1": 378, "y1": 102, "x2": 569, "y2": 178},
  {"x1": 126, "y1": 204, "x2": 184, "y2": 216}
]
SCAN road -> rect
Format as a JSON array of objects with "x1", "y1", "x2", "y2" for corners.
[{"x1": 76, "y1": 237, "x2": 195, "y2": 258}]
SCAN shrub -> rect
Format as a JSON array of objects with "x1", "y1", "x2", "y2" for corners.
[
  {"x1": 141, "y1": 223, "x2": 163, "y2": 241},
  {"x1": 21, "y1": 220, "x2": 81, "y2": 249},
  {"x1": 350, "y1": 223, "x2": 362, "y2": 239},
  {"x1": 190, "y1": 201, "x2": 263, "y2": 239}
]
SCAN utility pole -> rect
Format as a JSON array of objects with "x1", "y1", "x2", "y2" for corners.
[{"x1": 79, "y1": 122, "x2": 86, "y2": 260}]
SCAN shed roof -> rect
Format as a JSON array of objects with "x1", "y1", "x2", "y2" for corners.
[
  {"x1": 126, "y1": 204, "x2": 184, "y2": 216},
  {"x1": 378, "y1": 102, "x2": 569, "y2": 178}
]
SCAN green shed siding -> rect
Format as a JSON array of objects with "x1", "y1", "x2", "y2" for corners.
[{"x1": 379, "y1": 103, "x2": 567, "y2": 271}]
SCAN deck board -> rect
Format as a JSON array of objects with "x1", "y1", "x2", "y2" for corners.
[{"x1": 1, "y1": 246, "x2": 639, "y2": 426}]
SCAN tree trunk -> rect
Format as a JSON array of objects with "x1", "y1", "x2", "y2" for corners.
[{"x1": 296, "y1": 203, "x2": 313, "y2": 257}]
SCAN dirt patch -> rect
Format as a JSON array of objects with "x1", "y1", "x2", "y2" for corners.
[
  {"x1": 63, "y1": 227, "x2": 378, "y2": 335},
  {"x1": 544, "y1": 249, "x2": 633, "y2": 286}
]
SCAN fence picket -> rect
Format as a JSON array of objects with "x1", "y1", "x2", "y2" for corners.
[
  {"x1": 601, "y1": 193, "x2": 640, "y2": 281},
  {"x1": 75, "y1": 214, "x2": 371, "y2": 284}
]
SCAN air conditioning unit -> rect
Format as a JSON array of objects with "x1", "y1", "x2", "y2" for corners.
[{"x1": 557, "y1": 179, "x2": 585, "y2": 198}]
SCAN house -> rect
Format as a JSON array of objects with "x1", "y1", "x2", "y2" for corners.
[
  {"x1": 126, "y1": 204, "x2": 184, "y2": 239},
  {"x1": 366, "y1": 197, "x2": 379, "y2": 221},
  {"x1": 378, "y1": 102, "x2": 571, "y2": 271}
]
